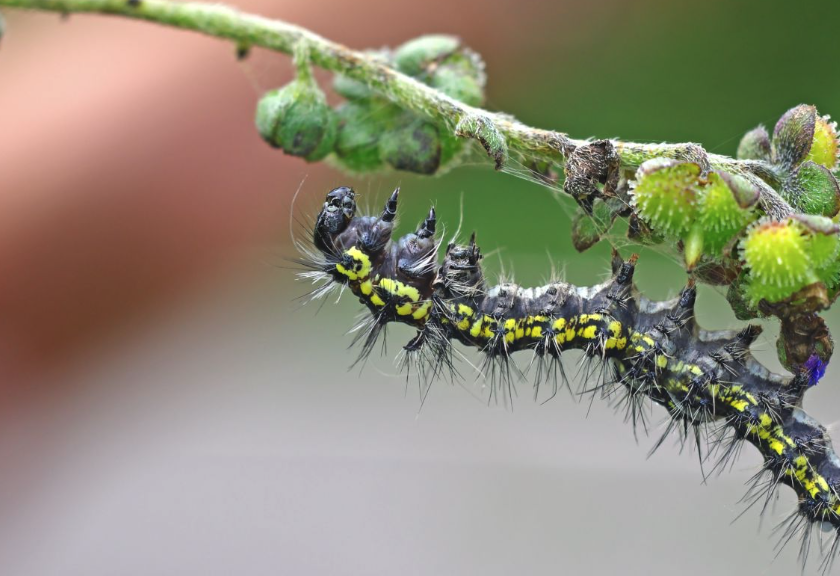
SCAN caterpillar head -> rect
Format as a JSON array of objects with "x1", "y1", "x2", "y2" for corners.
[
  {"x1": 434, "y1": 232, "x2": 484, "y2": 297},
  {"x1": 314, "y1": 186, "x2": 357, "y2": 253}
]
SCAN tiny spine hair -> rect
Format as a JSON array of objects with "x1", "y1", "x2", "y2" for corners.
[{"x1": 299, "y1": 186, "x2": 840, "y2": 572}]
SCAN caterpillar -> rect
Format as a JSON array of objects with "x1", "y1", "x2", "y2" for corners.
[{"x1": 298, "y1": 185, "x2": 840, "y2": 572}]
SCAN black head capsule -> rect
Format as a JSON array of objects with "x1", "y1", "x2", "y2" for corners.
[
  {"x1": 417, "y1": 207, "x2": 436, "y2": 239},
  {"x1": 380, "y1": 188, "x2": 399, "y2": 223},
  {"x1": 315, "y1": 186, "x2": 357, "y2": 253}
]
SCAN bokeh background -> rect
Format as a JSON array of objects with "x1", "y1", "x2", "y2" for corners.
[{"x1": 1, "y1": 0, "x2": 840, "y2": 574}]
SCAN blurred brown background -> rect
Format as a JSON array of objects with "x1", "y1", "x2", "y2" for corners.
[{"x1": 1, "y1": 0, "x2": 839, "y2": 574}]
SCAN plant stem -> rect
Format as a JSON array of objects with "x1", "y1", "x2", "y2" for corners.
[{"x1": 0, "y1": 0, "x2": 792, "y2": 215}]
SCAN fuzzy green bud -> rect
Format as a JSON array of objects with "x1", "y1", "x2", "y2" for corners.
[
  {"x1": 784, "y1": 160, "x2": 840, "y2": 217},
  {"x1": 736, "y1": 126, "x2": 771, "y2": 161},
  {"x1": 697, "y1": 172, "x2": 757, "y2": 255},
  {"x1": 794, "y1": 214, "x2": 840, "y2": 288},
  {"x1": 772, "y1": 105, "x2": 840, "y2": 173},
  {"x1": 332, "y1": 101, "x2": 402, "y2": 172},
  {"x1": 741, "y1": 219, "x2": 819, "y2": 304},
  {"x1": 393, "y1": 35, "x2": 486, "y2": 107},
  {"x1": 773, "y1": 104, "x2": 817, "y2": 169},
  {"x1": 379, "y1": 112, "x2": 466, "y2": 175},
  {"x1": 632, "y1": 159, "x2": 700, "y2": 237},
  {"x1": 428, "y1": 52, "x2": 486, "y2": 107},
  {"x1": 393, "y1": 35, "x2": 461, "y2": 76},
  {"x1": 806, "y1": 115, "x2": 840, "y2": 171},
  {"x1": 379, "y1": 116, "x2": 443, "y2": 175},
  {"x1": 255, "y1": 49, "x2": 336, "y2": 161}
]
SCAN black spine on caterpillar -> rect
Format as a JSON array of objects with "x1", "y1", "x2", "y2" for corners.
[{"x1": 303, "y1": 186, "x2": 840, "y2": 570}]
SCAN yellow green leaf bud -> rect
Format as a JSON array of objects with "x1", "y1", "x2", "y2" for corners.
[
  {"x1": 806, "y1": 115, "x2": 840, "y2": 171},
  {"x1": 736, "y1": 126, "x2": 771, "y2": 161},
  {"x1": 632, "y1": 159, "x2": 700, "y2": 237},
  {"x1": 254, "y1": 49, "x2": 336, "y2": 161},
  {"x1": 784, "y1": 160, "x2": 840, "y2": 217},
  {"x1": 697, "y1": 172, "x2": 757, "y2": 255},
  {"x1": 741, "y1": 219, "x2": 819, "y2": 304}
]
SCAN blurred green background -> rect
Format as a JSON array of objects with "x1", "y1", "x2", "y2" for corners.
[{"x1": 1, "y1": 0, "x2": 839, "y2": 574}]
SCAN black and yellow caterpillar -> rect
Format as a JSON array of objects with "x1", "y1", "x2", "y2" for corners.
[{"x1": 300, "y1": 185, "x2": 840, "y2": 571}]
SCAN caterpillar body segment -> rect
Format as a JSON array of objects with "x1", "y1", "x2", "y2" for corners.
[
  {"x1": 315, "y1": 186, "x2": 438, "y2": 329},
  {"x1": 301, "y1": 186, "x2": 840, "y2": 570}
]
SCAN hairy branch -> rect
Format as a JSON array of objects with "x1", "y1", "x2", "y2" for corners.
[{"x1": 0, "y1": 0, "x2": 792, "y2": 216}]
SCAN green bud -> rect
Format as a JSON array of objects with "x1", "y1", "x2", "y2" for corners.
[
  {"x1": 806, "y1": 115, "x2": 840, "y2": 171},
  {"x1": 717, "y1": 172, "x2": 761, "y2": 209},
  {"x1": 393, "y1": 35, "x2": 486, "y2": 107},
  {"x1": 333, "y1": 101, "x2": 400, "y2": 172},
  {"x1": 635, "y1": 162, "x2": 757, "y2": 266},
  {"x1": 783, "y1": 160, "x2": 840, "y2": 216},
  {"x1": 772, "y1": 105, "x2": 840, "y2": 174},
  {"x1": 380, "y1": 115, "x2": 443, "y2": 175},
  {"x1": 255, "y1": 49, "x2": 336, "y2": 161},
  {"x1": 794, "y1": 214, "x2": 840, "y2": 287},
  {"x1": 0, "y1": 11, "x2": 5, "y2": 44},
  {"x1": 697, "y1": 172, "x2": 757, "y2": 255},
  {"x1": 741, "y1": 219, "x2": 820, "y2": 304},
  {"x1": 428, "y1": 52, "x2": 486, "y2": 107},
  {"x1": 332, "y1": 74, "x2": 374, "y2": 101},
  {"x1": 377, "y1": 111, "x2": 466, "y2": 175},
  {"x1": 772, "y1": 104, "x2": 817, "y2": 169},
  {"x1": 736, "y1": 126, "x2": 771, "y2": 161},
  {"x1": 393, "y1": 35, "x2": 461, "y2": 76},
  {"x1": 632, "y1": 159, "x2": 700, "y2": 237}
]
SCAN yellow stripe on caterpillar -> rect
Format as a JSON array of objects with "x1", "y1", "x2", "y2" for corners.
[
  {"x1": 336, "y1": 246, "x2": 372, "y2": 281},
  {"x1": 457, "y1": 304, "x2": 474, "y2": 317},
  {"x1": 396, "y1": 303, "x2": 413, "y2": 316},
  {"x1": 469, "y1": 317, "x2": 483, "y2": 338},
  {"x1": 580, "y1": 324, "x2": 598, "y2": 339},
  {"x1": 412, "y1": 301, "x2": 432, "y2": 320},
  {"x1": 370, "y1": 293, "x2": 386, "y2": 307},
  {"x1": 379, "y1": 277, "x2": 421, "y2": 302}
]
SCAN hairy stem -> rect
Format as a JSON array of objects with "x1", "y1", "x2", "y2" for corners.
[{"x1": 0, "y1": 0, "x2": 791, "y2": 214}]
